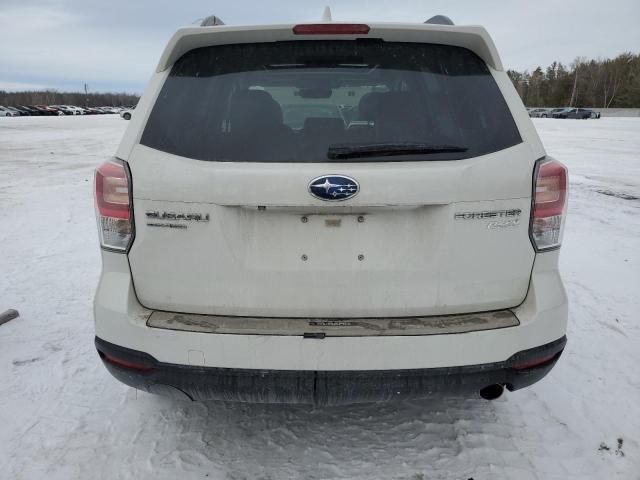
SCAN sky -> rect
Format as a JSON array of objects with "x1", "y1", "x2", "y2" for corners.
[{"x1": 1, "y1": 0, "x2": 639, "y2": 93}]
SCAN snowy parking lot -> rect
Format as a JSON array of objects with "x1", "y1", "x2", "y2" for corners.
[{"x1": 0, "y1": 115, "x2": 638, "y2": 479}]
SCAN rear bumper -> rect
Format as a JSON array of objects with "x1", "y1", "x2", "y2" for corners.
[
  {"x1": 96, "y1": 336, "x2": 566, "y2": 405},
  {"x1": 95, "y1": 250, "x2": 568, "y2": 371}
]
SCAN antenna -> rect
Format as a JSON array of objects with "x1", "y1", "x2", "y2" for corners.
[{"x1": 321, "y1": 6, "x2": 332, "y2": 22}]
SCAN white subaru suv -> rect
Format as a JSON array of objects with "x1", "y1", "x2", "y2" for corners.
[{"x1": 93, "y1": 15, "x2": 568, "y2": 404}]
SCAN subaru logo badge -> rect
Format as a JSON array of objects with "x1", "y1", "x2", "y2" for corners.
[{"x1": 308, "y1": 175, "x2": 359, "y2": 201}]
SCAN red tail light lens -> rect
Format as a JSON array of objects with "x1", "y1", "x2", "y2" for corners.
[
  {"x1": 95, "y1": 159, "x2": 133, "y2": 252},
  {"x1": 530, "y1": 159, "x2": 568, "y2": 251},
  {"x1": 293, "y1": 24, "x2": 370, "y2": 35}
]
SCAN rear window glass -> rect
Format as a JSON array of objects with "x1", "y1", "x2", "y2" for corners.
[{"x1": 141, "y1": 41, "x2": 521, "y2": 162}]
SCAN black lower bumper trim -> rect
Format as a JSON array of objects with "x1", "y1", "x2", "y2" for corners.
[{"x1": 95, "y1": 336, "x2": 566, "y2": 405}]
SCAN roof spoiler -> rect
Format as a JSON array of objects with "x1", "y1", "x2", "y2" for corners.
[
  {"x1": 157, "y1": 23, "x2": 503, "y2": 72},
  {"x1": 200, "y1": 12, "x2": 453, "y2": 27}
]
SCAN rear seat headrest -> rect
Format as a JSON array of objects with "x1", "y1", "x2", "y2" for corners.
[
  {"x1": 357, "y1": 92, "x2": 386, "y2": 120},
  {"x1": 228, "y1": 90, "x2": 283, "y2": 131}
]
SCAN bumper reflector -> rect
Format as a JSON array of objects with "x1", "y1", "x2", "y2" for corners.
[
  {"x1": 100, "y1": 352, "x2": 155, "y2": 372},
  {"x1": 512, "y1": 352, "x2": 559, "y2": 371}
]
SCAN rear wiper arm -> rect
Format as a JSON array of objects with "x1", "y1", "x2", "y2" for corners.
[{"x1": 327, "y1": 142, "x2": 467, "y2": 160}]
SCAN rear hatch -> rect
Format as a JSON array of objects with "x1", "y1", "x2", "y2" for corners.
[{"x1": 126, "y1": 36, "x2": 536, "y2": 318}]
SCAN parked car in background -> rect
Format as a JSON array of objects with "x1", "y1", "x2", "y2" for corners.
[
  {"x1": 19, "y1": 105, "x2": 41, "y2": 115},
  {"x1": 551, "y1": 108, "x2": 572, "y2": 118},
  {"x1": 548, "y1": 108, "x2": 566, "y2": 117},
  {"x1": 12, "y1": 106, "x2": 31, "y2": 115},
  {"x1": 7, "y1": 106, "x2": 26, "y2": 116},
  {"x1": 120, "y1": 109, "x2": 133, "y2": 120},
  {"x1": 16, "y1": 105, "x2": 34, "y2": 117},
  {"x1": 0, "y1": 106, "x2": 19, "y2": 116},
  {"x1": 554, "y1": 108, "x2": 598, "y2": 119},
  {"x1": 51, "y1": 105, "x2": 76, "y2": 115},
  {"x1": 9, "y1": 106, "x2": 29, "y2": 116},
  {"x1": 33, "y1": 105, "x2": 64, "y2": 116},
  {"x1": 31, "y1": 106, "x2": 51, "y2": 115},
  {"x1": 529, "y1": 108, "x2": 550, "y2": 118}
]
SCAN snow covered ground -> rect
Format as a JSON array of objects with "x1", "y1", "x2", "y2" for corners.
[{"x1": 0, "y1": 115, "x2": 638, "y2": 479}]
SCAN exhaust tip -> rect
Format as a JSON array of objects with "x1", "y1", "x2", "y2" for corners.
[{"x1": 480, "y1": 384, "x2": 504, "y2": 400}]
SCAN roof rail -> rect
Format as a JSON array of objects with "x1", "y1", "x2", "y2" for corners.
[
  {"x1": 200, "y1": 15, "x2": 225, "y2": 27},
  {"x1": 425, "y1": 15, "x2": 454, "y2": 26}
]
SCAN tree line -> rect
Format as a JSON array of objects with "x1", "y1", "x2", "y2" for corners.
[
  {"x1": 508, "y1": 52, "x2": 640, "y2": 108},
  {"x1": 0, "y1": 90, "x2": 140, "y2": 107},
  {"x1": 3, "y1": 52, "x2": 639, "y2": 110}
]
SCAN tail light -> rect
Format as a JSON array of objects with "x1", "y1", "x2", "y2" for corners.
[
  {"x1": 530, "y1": 158, "x2": 568, "y2": 251},
  {"x1": 95, "y1": 159, "x2": 133, "y2": 252}
]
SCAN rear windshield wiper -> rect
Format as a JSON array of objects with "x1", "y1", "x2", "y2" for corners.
[{"x1": 327, "y1": 142, "x2": 467, "y2": 160}]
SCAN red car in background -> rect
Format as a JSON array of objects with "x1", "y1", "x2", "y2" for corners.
[{"x1": 34, "y1": 105, "x2": 64, "y2": 116}]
